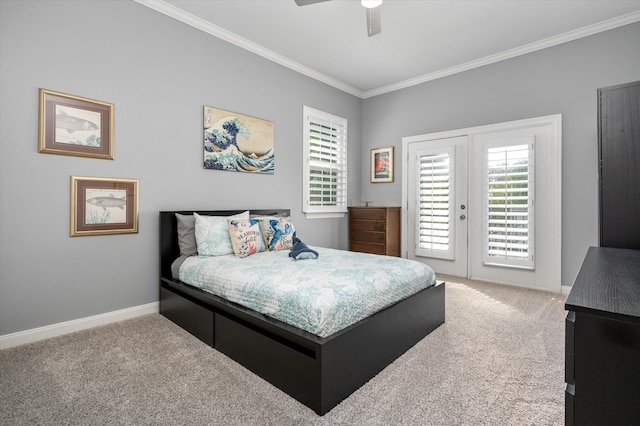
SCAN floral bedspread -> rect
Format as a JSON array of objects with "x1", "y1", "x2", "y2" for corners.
[{"x1": 179, "y1": 247, "x2": 436, "y2": 338}]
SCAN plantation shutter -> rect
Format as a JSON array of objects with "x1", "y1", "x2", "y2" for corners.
[
  {"x1": 303, "y1": 106, "x2": 348, "y2": 218},
  {"x1": 483, "y1": 139, "x2": 535, "y2": 269},
  {"x1": 415, "y1": 147, "x2": 455, "y2": 260}
]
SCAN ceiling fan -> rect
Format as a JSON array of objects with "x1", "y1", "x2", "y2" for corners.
[{"x1": 295, "y1": 0, "x2": 382, "y2": 37}]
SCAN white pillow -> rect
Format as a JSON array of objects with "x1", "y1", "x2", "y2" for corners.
[{"x1": 194, "y1": 211, "x2": 249, "y2": 256}]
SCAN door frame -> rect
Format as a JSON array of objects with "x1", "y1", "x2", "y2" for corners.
[{"x1": 401, "y1": 114, "x2": 562, "y2": 292}]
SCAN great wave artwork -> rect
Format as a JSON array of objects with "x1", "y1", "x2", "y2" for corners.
[{"x1": 204, "y1": 106, "x2": 274, "y2": 174}]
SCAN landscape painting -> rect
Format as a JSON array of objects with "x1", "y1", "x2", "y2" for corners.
[{"x1": 203, "y1": 106, "x2": 274, "y2": 174}]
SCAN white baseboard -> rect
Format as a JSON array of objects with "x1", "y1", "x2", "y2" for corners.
[
  {"x1": 0, "y1": 302, "x2": 159, "y2": 350},
  {"x1": 561, "y1": 285, "x2": 571, "y2": 295}
]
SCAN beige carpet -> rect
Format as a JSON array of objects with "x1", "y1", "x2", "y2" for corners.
[{"x1": 0, "y1": 278, "x2": 566, "y2": 425}]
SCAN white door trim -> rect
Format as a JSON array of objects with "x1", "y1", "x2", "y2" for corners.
[{"x1": 402, "y1": 114, "x2": 562, "y2": 292}]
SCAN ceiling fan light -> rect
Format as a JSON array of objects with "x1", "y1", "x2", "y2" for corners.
[{"x1": 361, "y1": 0, "x2": 382, "y2": 9}]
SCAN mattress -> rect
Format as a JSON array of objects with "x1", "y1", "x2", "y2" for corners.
[{"x1": 177, "y1": 247, "x2": 436, "y2": 337}]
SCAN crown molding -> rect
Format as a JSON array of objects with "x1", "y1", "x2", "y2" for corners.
[
  {"x1": 135, "y1": 0, "x2": 639, "y2": 100},
  {"x1": 133, "y1": 0, "x2": 364, "y2": 98},
  {"x1": 362, "y1": 10, "x2": 640, "y2": 98}
]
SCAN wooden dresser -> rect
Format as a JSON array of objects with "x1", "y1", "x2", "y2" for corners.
[
  {"x1": 348, "y1": 207, "x2": 400, "y2": 257},
  {"x1": 564, "y1": 247, "x2": 640, "y2": 425}
]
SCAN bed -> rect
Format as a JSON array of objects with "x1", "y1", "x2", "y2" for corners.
[{"x1": 159, "y1": 209, "x2": 445, "y2": 415}]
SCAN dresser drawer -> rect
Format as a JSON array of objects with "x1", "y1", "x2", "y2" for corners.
[
  {"x1": 350, "y1": 229, "x2": 386, "y2": 244},
  {"x1": 350, "y1": 241, "x2": 386, "y2": 255},
  {"x1": 565, "y1": 383, "x2": 575, "y2": 426},
  {"x1": 349, "y1": 208, "x2": 387, "y2": 221},
  {"x1": 350, "y1": 219, "x2": 386, "y2": 233},
  {"x1": 565, "y1": 311, "x2": 575, "y2": 384}
]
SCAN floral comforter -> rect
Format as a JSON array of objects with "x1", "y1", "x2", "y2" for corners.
[{"x1": 179, "y1": 247, "x2": 436, "y2": 338}]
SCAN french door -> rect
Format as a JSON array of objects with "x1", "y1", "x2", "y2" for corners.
[
  {"x1": 402, "y1": 115, "x2": 562, "y2": 292},
  {"x1": 406, "y1": 135, "x2": 468, "y2": 277}
]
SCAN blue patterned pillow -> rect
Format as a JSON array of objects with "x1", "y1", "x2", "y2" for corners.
[
  {"x1": 194, "y1": 211, "x2": 249, "y2": 256},
  {"x1": 260, "y1": 217, "x2": 294, "y2": 251},
  {"x1": 227, "y1": 218, "x2": 266, "y2": 258}
]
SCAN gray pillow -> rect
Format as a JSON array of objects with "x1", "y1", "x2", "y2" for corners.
[{"x1": 175, "y1": 213, "x2": 197, "y2": 256}]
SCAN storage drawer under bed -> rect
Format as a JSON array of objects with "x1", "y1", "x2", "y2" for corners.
[
  {"x1": 214, "y1": 312, "x2": 319, "y2": 409},
  {"x1": 160, "y1": 287, "x2": 214, "y2": 346},
  {"x1": 160, "y1": 284, "x2": 322, "y2": 411}
]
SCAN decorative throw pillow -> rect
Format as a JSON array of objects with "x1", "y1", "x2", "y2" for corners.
[
  {"x1": 194, "y1": 211, "x2": 249, "y2": 256},
  {"x1": 227, "y1": 218, "x2": 266, "y2": 258},
  {"x1": 175, "y1": 213, "x2": 197, "y2": 256},
  {"x1": 260, "y1": 217, "x2": 295, "y2": 251}
]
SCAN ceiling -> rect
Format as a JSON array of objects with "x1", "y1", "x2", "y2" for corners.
[{"x1": 136, "y1": 0, "x2": 640, "y2": 98}]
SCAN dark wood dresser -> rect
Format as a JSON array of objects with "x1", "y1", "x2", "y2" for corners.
[
  {"x1": 564, "y1": 247, "x2": 640, "y2": 425},
  {"x1": 598, "y1": 81, "x2": 640, "y2": 249},
  {"x1": 348, "y1": 207, "x2": 400, "y2": 256}
]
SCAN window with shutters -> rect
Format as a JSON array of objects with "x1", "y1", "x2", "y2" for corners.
[
  {"x1": 482, "y1": 138, "x2": 535, "y2": 269},
  {"x1": 415, "y1": 146, "x2": 455, "y2": 260},
  {"x1": 302, "y1": 106, "x2": 348, "y2": 219}
]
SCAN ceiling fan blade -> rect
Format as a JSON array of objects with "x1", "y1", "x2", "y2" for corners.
[
  {"x1": 365, "y1": 7, "x2": 381, "y2": 36},
  {"x1": 295, "y1": 0, "x2": 331, "y2": 6}
]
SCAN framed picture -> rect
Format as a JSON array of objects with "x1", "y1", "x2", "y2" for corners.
[
  {"x1": 203, "y1": 106, "x2": 274, "y2": 174},
  {"x1": 39, "y1": 88, "x2": 114, "y2": 160},
  {"x1": 70, "y1": 176, "x2": 138, "y2": 237},
  {"x1": 371, "y1": 146, "x2": 394, "y2": 183}
]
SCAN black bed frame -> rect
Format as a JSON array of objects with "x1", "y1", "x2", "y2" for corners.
[{"x1": 159, "y1": 210, "x2": 445, "y2": 415}]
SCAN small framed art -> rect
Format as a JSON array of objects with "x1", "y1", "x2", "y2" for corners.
[
  {"x1": 39, "y1": 88, "x2": 114, "y2": 159},
  {"x1": 370, "y1": 146, "x2": 394, "y2": 183},
  {"x1": 70, "y1": 176, "x2": 138, "y2": 237}
]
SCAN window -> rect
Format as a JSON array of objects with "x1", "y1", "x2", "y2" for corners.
[
  {"x1": 482, "y1": 138, "x2": 535, "y2": 269},
  {"x1": 415, "y1": 147, "x2": 455, "y2": 260},
  {"x1": 302, "y1": 106, "x2": 348, "y2": 219}
]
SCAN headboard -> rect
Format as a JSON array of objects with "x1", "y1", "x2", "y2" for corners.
[{"x1": 159, "y1": 209, "x2": 291, "y2": 281}]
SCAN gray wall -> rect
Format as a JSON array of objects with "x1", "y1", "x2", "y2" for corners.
[
  {"x1": 361, "y1": 22, "x2": 640, "y2": 288},
  {"x1": 0, "y1": 0, "x2": 362, "y2": 335},
  {"x1": 2, "y1": 0, "x2": 639, "y2": 337}
]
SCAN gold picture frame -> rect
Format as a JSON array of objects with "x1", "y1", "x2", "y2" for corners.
[
  {"x1": 39, "y1": 88, "x2": 114, "y2": 159},
  {"x1": 370, "y1": 146, "x2": 394, "y2": 183},
  {"x1": 70, "y1": 176, "x2": 138, "y2": 237}
]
